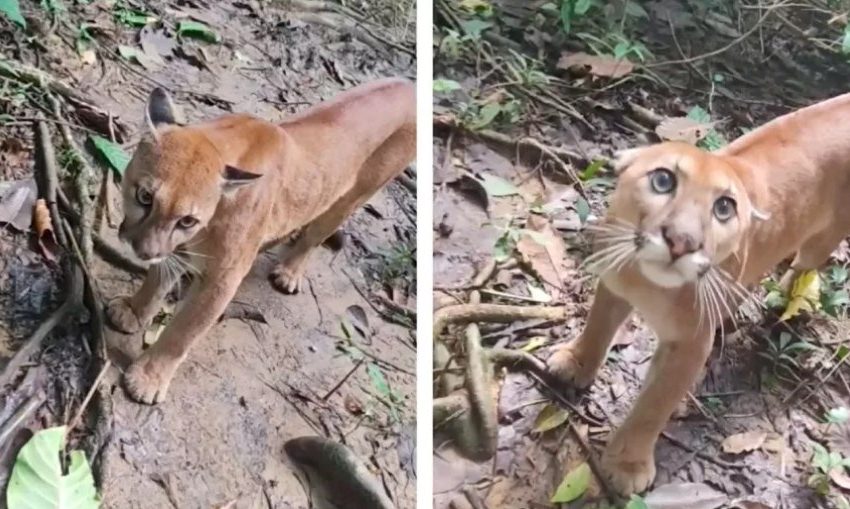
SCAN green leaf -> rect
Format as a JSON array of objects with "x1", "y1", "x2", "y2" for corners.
[
  {"x1": 686, "y1": 105, "x2": 711, "y2": 123},
  {"x1": 433, "y1": 78, "x2": 461, "y2": 93},
  {"x1": 579, "y1": 159, "x2": 604, "y2": 181},
  {"x1": 575, "y1": 196, "x2": 590, "y2": 223},
  {"x1": 89, "y1": 135, "x2": 130, "y2": 176},
  {"x1": 521, "y1": 336, "x2": 547, "y2": 352},
  {"x1": 843, "y1": 24, "x2": 850, "y2": 55},
  {"x1": 624, "y1": 0, "x2": 648, "y2": 18},
  {"x1": 625, "y1": 495, "x2": 650, "y2": 509},
  {"x1": 0, "y1": 0, "x2": 25, "y2": 27},
  {"x1": 367, "y1": 363, "x2": 390, "y2": 398},
  {"x1": 470, "y1": 102, "x2": 502, "y2": 130},
  {"x1": 559, "y1": 0, "x2": 573, "y2": 33},
  {"x1": 114, "y1": 8, "x2": 156, "y2": 27},
  {"x1": 177, "y1": 20, "x2": 220, "y2": 43},
  {"x1": 7, "y1": 426, "x2": 101, "y2": 509},
  {"x1": 827, "y1": 407, "x2": 850, "y2": 425},
  {"x1": 477, "y1": 173, "x2": 519, "y2": 197},
  {"x1": 574, "y1": 0, "x2": 593, "y2": 15},
  {"x1": 459, "y1": 19, "x2": 492, "y2": 38},
  {"x1": 551, "y1": 462, "x2": 590, "y2": 503},
  {"x1": 533, "y1": 404, "x2": 569, "y2": 432}
]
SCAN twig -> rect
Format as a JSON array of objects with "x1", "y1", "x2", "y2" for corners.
[
  {"x1": 433, "y1": 303, "x2": 566, "y2": 341},
  {"x1": 322, "y1": 359, "x2": 365, "y2": 401},
  {"x1": 646, "y1": 0, "x2": 791, "y2": 68},
  {"x1": 661, "y1": 431, "x2": 747, "y2": 469},
  {"x1": 528, "y1": 371, "x2": 618, "y2": 504},
  {"x1": 0, "y1": 392, "x2": 46, "y2": 446},
  {"x1": 67, "y1": 360, "x2": 112, "y2": 432},
  {"x1": 488, "y1": 348, "x2": 549, "y2": 379},
  {"x1": 434, "y1": 115, "x2": 586, "y2": 184},
  {"x1": 57, "y1": 189, "x2": 147, "y2": 274}
]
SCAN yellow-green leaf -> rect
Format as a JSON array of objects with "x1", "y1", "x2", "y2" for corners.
[
  {"x1": 780, "y1": 269, "x2": 821, "y2": 321},
  {"x1": 521, "y1": 336, "x2": 547, "y2": 353},
  {"x1": 534, "y1": 404, "x2": 569, "y2": 433},
  {"x1": 551, "y1": 462, "x2": 591, "y2": 503}
]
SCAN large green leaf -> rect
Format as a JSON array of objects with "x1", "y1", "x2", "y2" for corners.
[
  {"x1": 550, "y1": 462, "x2": 590, "y2": 503},
  {"x1": 177, "y1": 20, "x2": 220, "y2": 43},
  {"x1": 0, "y1": 0, "x2": 26, "y2": 28},
  {"x1": 89, "y1": 135, "x2": 130, "y2": 176},
  {"x1": 6, "y1": 426, "x2": 101, "y2": 509}
]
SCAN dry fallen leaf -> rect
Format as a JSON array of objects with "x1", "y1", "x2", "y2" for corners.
[
  {"x1": 830, "y1": 467, "x2": 850, "y2": 490},
  {"x1": 721, "y1": 430, "x2": 768, "y2": 454},
  {"x1": 516, "y1": 215, "x2": 573, "y2": 301},
  {"x1": 557, "y1": 52, "x2": 634, "y2": 79},
  {"x1": 644, "y1": 482, "x2": 727, "y2": 509},
  {"x1": 781, "y1": 269, "x2": 821, "y2": 320},
  {"x1": 0, "y1": 179, "x2": 36, "y2": 231},
  {"x1": 32, "y1": 198, "x2": 59, "y2": 263},
  {"x1": 655, "y1": 117, "x2": 716, "y2": 145}
]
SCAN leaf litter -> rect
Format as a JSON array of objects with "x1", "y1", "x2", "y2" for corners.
[{"x1": 432, "y1": 1, "x2": 850, "y2": 508}]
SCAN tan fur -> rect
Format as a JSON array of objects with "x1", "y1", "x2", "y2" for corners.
[
  {"x1": 548, "y1": 93, "x2": 850, "y2": 494},
  {"x1": 107, "y1": 78, "x2": 415, "y2": 404}
]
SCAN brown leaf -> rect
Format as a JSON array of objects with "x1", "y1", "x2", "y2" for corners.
[
  {"x1": 0, "y1": 179, "x2": 36, "y2": 231},
  {"x1": 721, "y1": 430, "x2": 767, "y2": 454},
  {"x1": 344, "y1": 394, "x2": 364, "y2": 415},
  {"x1": 655, "y1": 117, "x2": 716, "y2": 144},
  {"x1": 516, "y1": 215, "x2": 573, "y2": 301},
  {"x1": 32, "y1": 199, "x2": 59, "y2": 263},
  {"x1": 557, "y1": 52, "x2": 634, "y2": 79},
  {"x1": 830, "y1": 467, "x2": 850, "y2": 490},
  {"x1": 729, "y1": 501, "x2": 772, "y2": 509}
]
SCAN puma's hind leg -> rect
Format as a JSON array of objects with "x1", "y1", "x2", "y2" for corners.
[
  {"x1": 779, "y1": 228, "x2": 847, "y2": 291},
  {"x1": 270, "y1": 125, "x2": 415, "y2": 294}
]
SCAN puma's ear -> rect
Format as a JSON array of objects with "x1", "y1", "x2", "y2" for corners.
[
  {"x1": 221, "y1": 165, "x2": 262, "y2": 192},
  {"x1": 612, "y1": 146, "x2": 648, "y2": 174},
  {"x1": 145, "y1": 87, "x2": 184, "y2": 136}
]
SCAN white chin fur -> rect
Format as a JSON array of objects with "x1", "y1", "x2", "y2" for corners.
[{"x1": 636, "y1": 233, "x2": 707, "y2": 288}]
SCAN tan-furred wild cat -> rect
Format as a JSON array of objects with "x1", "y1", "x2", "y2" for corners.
[
  {"x1": 547, "y1": 93, "x2": 850, "y2": 494},
  {"x1": 107, "y1": 78, "x2": 415, "y2": 404}
]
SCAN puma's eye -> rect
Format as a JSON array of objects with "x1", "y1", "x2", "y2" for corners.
[
  {"x1": 713, "y1": 196, "x2": 737, "y2": 222},
  {"x1": 136, "y1": 187, "x2": 153, "y2": 206},
  {"x1": 177, "y1": 216, "x2": 198, "y2": 229},
  {"x1": 649, "y1": 168, "x2": 676, "y2": 194}
]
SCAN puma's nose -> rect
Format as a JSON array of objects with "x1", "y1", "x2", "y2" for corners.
[{"x1": 661, "y1": 226, "x2": 701, "y2": 260}]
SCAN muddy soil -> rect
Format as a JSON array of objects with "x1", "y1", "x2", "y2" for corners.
[
  {"x1": 0, "y1": 1, "x2": 415, "y2": 508},
  {"x1": 434, "y1": 1, "x2": 850, "y2": 508}
]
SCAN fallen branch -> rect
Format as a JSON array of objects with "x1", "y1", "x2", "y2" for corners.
[
  {"x1": 434, "y1": 115, "x2": 586, "y2": 179},
  {"x1": 0, "y1": 55, "x2": 128, "y2": 139},
  {"x1": 488, "y1": 347, "x2": 549, "y2": 379},
  {"x1": 57, "y1": 189, "x2": 147, "y2": 275},
  {"x1": 433, "y1": 303, "x2": 566, "y2": 341}
]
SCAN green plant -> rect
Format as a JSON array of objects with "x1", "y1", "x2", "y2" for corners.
[
  {"x1": 821, "y1": 265, "x2": 850, "y2": 316},
  {"x1": 687, "y1": 105, "x2": 726, "y2": 151},
  {"x1": 504, "y1": 50, "x2": 551, "y2": 88},
  {"x1": 809, "y1": 442, "x2": 850, "y2": 496},
  {"x1": 758, "y1": 331, "x2": 818, "y2": 379},
  {"x1": 0, "y1": 0, "x2": 26, "y2": 27},
  {"x1": 377, "y1": 243, "x2": 416, "y2": 285}
]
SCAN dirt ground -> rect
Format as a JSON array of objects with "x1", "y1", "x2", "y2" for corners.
[
  {"x1": 0, "y1": 1, "x2": 415, "y2": 508},
  {"x1": 434, "y1": 1, "x2": 850, "y2": 508}
]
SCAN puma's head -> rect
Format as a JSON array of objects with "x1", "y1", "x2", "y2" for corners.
[
  {"x1": 119, "y1": 88, "x2": 261, "y2": 262},
  {"x1": 590, "y1": 142, "x2": 768, "y2": 288}
]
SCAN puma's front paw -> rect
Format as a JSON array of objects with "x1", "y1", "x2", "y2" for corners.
[
  {"x1": 106, "y1": 297, "x2": 144, "y2": 334},
  {"x1": 546, "y1": 343, "x2": 600, "y2": 388},
  {"x1": 269, "y1": 266, "x2": 304, "y2": 294},
  {"x1": 601, "y1": 448, "x2": 656, "y2": 496},
  {"x1": 124, "y1": 353, "x2": 178, "y2": 404}
]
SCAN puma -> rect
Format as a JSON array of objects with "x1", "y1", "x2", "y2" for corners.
[
  {"x1": 547, "y1": 93, "x2": 850, "y2": 494},
  {"x1": 106, "y1": 78, "x2": 416, "y2": 404}
]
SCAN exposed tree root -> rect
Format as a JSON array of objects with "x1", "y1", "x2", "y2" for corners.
[{"x1": 433, "y1": 302, "x2": 566, "y2": 342}]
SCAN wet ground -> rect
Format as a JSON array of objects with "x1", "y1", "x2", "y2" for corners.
[
  {"x1": 0, "y1": 1, "x2": 415, "y2": 507},
  {"x1": 433, "y1": 1, "x2": 850, "y2": 508}
]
